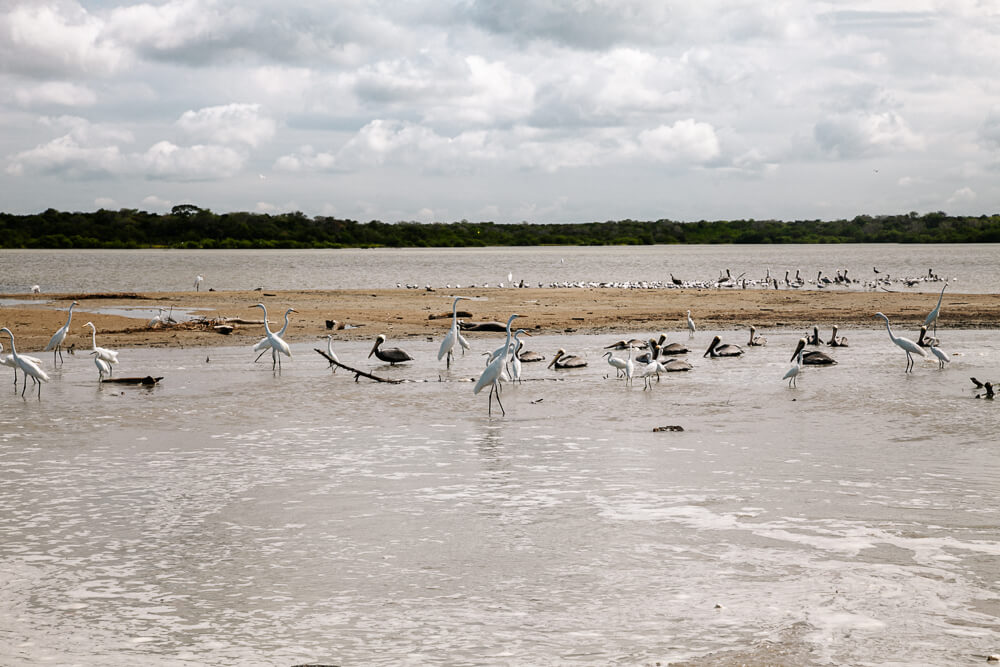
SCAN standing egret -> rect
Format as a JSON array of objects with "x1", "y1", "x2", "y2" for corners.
[
  {"x1": 195, "y1": 275, "x2": 204, "y2": 291},
  {"x1": 783, "y1": 339, "x2": 805, "y2": 387},
  {"x1": 253, "y1": 308, "x2": 296, "y2": 362},
  {"x1": 91, "y1": 351, "x2": 111, "y2": 381},
  {"x1": 875, "y1": 312, "x2": 926, "y2": 372},
  {"x1": 82, "y1": 322, "x2": 119, "y2": 371},
  {"x1": 602, "y1": 351, "x2": 627, "y2": 378},
  {"x1": 929, "y1": 345, "x2": 951, "y2": 369},
  {"x1": 1, "y1": 342, "x2": 43, "y2": 387},
  {"x1": 1, "y1": 328, "x2": 49, "y2": 398},
  {"x1": 473, "y1": 314, "x2": 521, "y2": 416},
  {"x1": 44, "y1": 300, "x2": 79, "y2": 365},
  {"x1": 252, "y1": 303, "x2": 292, "y2": 370},
  {"x1": 508, "y1": 329, "x2": 530, "y2": 384},
  {"x1": 624, "y1": 344, "x2": 635, "y2": 387},
  {"x1": 438, "y1": 296, "x2": 470, "y2": 369},
  {"x1": 686, "y1": 310, "x2": 696, "y2": 338},
  {"x1": 369, "y1": 334, "x2": 414, "y2": 365},
  {"x1": 148, "y1": 308, "x2": 165, "y2": 328},
  {"x1": 924, "y1": 283, "x2": 947, "y2": 334},
  {"x1": 324, "y1": 335, "x2": 340, "y2": 372}
]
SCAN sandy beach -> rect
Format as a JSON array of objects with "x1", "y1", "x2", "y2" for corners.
[{"x1": 2, "y1": 287, "x2": 997, "y2": 352}]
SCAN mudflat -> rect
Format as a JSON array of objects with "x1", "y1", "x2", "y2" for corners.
[{"x1": 1, "y1": 287, "x2": 997, "y2": 351}]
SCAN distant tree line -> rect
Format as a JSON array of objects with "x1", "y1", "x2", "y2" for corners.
[{"x1": 1, "y1": 207, "x2": 998, "y2": 249}]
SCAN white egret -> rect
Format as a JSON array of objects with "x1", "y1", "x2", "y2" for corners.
[
  {"x1": 924, "y1": 283, "x2": 947, "y2": 334},
  {"x1": 547, "y1": 349, "x2": 587, "y2": 369},
  {"x1": 147, "y1": 308, "x2": 165, "y2": 328},
  {"x1": 638, "y1": 359, "x2": 665, "y2": 390},
  {"x1": 324, "y1": 335, "x2": 340, "y2": 372},
  {"x1": 473, "y1": 314, "x2": 521, "y2": 416},
  {"x1": 875, "y1": 312, "x2": 926, "y2": 372},
  {"x1": 91, "y1": 352, "x2": 111, "y2": 381},
  {"x1": 486, "y1": 313, "x2": 526, "y2": 364},
  {"x1": 687, "y1": 310, "x2": 696, "y2": 338},
  {"x1": 1, "y1": 342, "x2": 43, "y2": 387},
  {"x1": 917, "y1": 325, "x2": 939, "y2": 349},
  {"x1": 508, "y1": 329, "x2": 530, "y2": 384},
  {"x1": 195, "y1": 275, "x2": 204, "y2": 291},
  {"x1": 44, "y1": 300, "x2": 79, "y2": 365},
  {"x1": 252, "y1": 303, "x2": 292, "y2": 370},
  {"x1": 783, "y1": 339, "x2": 805, "y2": 387},
  {"x1": 624, "y1": 344, "x2": 635, "y2": 386},
  {"x1": 369, "y1": 334, "x2": 414, "y2": 365},
  {"x1": 82, "y1": 322, "x2": 119, "y2": 370},
  {"x1": 1, "y1": 327, "x2": 49, "y2": 398},
  {"x1": 704, "y1": 335, "x2": 743, "y2": 358},
  {"x1": 929, "y1": 345, "x2": 951, "y2": 369},
  {"x1": 602, "y1": 351, "x2": 627, "y2": 378},
  {"x1": 437, "y1": 296, "x2": 470, "y2": 369},
  {"x1": 253, "y1": 308, "x2": 296, "y2": 362}
]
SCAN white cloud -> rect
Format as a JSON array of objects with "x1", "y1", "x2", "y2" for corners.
[
  {"x1": 814, "y1": 111, "x2": 924, "y2": 158},
  {"x1": 947, "y1": 186, "x2": 976, "y2": 204},
  {"x1": 141, "y1": 194, "x2": 171, "y2": 209},
  {"x1": 14, "y1": 82, "x2": 97, "y2": 107},
  {"x1": 138, "y1": 141, "x2": 245, "y2": 181},
  {"x1": 176, "y1": 103, "x2": 276, "y2": 147},
  {"x1": 636, "y1": 120, "x2": 721, "y2": 163},
  {"x1": 94, "y1": 196, "x2": 117, "y2": 208}
]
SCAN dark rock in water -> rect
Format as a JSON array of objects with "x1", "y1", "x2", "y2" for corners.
[{"x1": 653, "y1": 425, "x2": 684, "y2": 432}]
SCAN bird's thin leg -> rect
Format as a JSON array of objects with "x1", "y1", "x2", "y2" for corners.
[
  {"x1": 57, "y1": 347, "x2": 63, "y2": 365},
  {"x1": 446, "y1": 352, "x2": 451, "y2": 370},
  {"x1": 21, "y1": 378, "x2": 27, "y2": 397},
  {"x1": 494, "y1": 382, "x2": 505, "y2": 416}
]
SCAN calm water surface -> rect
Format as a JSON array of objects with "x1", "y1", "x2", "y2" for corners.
[
  {"x1": 1, "y1": 244, "x2": 997, "y2": 293},
  {"x1": 1, "y1": 327, "x2": 999, "y2": 666}
]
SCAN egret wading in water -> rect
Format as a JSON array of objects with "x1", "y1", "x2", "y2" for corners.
[
  {"x1": 875, "y1": 312, "x2": 926, "y2": 372},
  {"x1": 438, "y1": 296, "x2": 470, "y2": 369},
  {"x1": 194, "y1": 275, "x2": 204, "y2": 291},
  {"x1": 1, "y1": 343, "x2": 43, "y2": 388},
  {"x1": 508, "y1": 329, "x2": 530, "y2": 384},
  {"x1": 252, "y1": 303, "x2": 292, "y2": 370},
  {"x1": 783, "y1": 340, "x2": 805, "y2": 387},
  {"x1": 253, "y1": 308, "x2": 296, "y2": 362},
  {"x1": 324, "y1": 335, "x2": 340, "y2": 371},
  {"x1": 369, "y1": 334, "x2": 414, "y2": 365},
  {"x1": 82, "y1": 322, "x2": 119, "y2": 372},
  {"x1": 924, "y1": 283, "x2": 947, "y2": 334},
  {"x1": 473, "y1": 314, "x2": 521, "y2": 416},
  {"x1": 1, "y1": 327, "x2": 49, "y2": 398},
  {"x1": 602, "y1": 351, "x2": 627, "y2": 378},
  {"x1": 44, "y1": 300, "x2": 79, "y2": 365},
  {"x1": 91, "y1": 351, "x2": 112, "y2": 381},
  {"x1": 686, "y1": 310, "x2": 696, "y2": 338},
  {"x1": 929, "y1": 344, "x2": 951, "y2": 369}
]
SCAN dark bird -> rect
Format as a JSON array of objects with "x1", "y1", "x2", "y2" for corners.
[
  {"x1": 547, "y1": 348, "x2": 588, "y2": 369},
  {"x1": 747, "y1": 326, "x2": 766, "y2": 347},
  {"x1": 704, "y1": 335, "x2": 743, "y2": 358},
  {"x1": 368, "y1": 334, "x2": 414, "y2": 365},
  {"x1": 792, "y1": 337, "x2": 837, "y2": 365},
  {"x1": 917, "y1": 326, "x2": 939, "y2": 348},
  {"x1": 827, "y1": 325, "x2": 849, "y2": 347}
]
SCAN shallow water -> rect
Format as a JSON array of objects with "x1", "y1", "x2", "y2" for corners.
[
  {"x1": 1, "y1": 244, "x2": 994, "y2": 294},
  {"x1": 2, "y1": 328, "x2": 998, "y2": 665}
]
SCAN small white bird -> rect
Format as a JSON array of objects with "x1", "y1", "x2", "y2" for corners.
[
  {"x1": 929, "y1": 345, "x2": 951, "y2": 369},
  {"x1": 783, "y1": 340, "x2": 805, "y2": 387},
  {"x1": 92, "y1": 352, "x2": 112, "y2": 381},
  {"x1": 194, "y1": 275, "x2": 204, "y2": 291},
  {"x1": 687, "y1": 310, "x2": 696, "y2": 338},
  {"x1": 82, "y1": 322, "x2": 119, "y2": 369},
  {"x1": 325, "y1": 334, "x2": 340, "y2": 372}
]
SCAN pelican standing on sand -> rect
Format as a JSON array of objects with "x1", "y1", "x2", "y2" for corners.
[
  {"x1": 438, "y1": 296, "x2": 470, "y2": 369},
  {"x1": 704, "y1": 335, "x2": 743, "y2": 358},
  {"x1": 44, "y1": 300, "x2": 79, "y2": 365},
  {"x1": 473, "y1": 314, "x2": 520, "y2": 416},
  {"x1": 875, "y1": 312, "x2": 926, "y2": 372},
  {"x1": 252, "y1": 303, "x2": 292, "y2": 370},
  {"x1": 1, "y1": 328, "x2": 49, "y2": 398},
  {"x1": 369, "y1": 334, "x2": 414, "y2": 365}
]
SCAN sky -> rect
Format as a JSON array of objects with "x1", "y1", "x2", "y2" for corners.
[{"x1": 1, "y1": 0, "x2": 999, "y2": 224}]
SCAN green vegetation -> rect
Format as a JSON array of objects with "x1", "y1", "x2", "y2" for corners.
[{"x1": 1, "y1": 207, "x2": 998, "y2": 249}]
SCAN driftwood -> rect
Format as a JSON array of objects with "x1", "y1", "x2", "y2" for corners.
[
  {"x1": 314, "y1": 349, "x2": 403, "y2": 384},
  {"x1": 101, "y1": 376, "x2": 162, "y2": 385},
  {"x1": 458, "y1": 320, "x2": 507, "y2": 332}
]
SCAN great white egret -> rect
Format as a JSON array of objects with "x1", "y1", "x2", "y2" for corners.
[
  {"x1": 687, "y1": 310, "x2": 696, "y2": 337},
  {"x1": 1, "y1": 327, "x2": 49, "y2": 398},
  {"x1": 924, "y1": 283, "x2": 947, "y2": 334},
  {"x1": 783, "y1": 339, "x2": 805, "y2": 387},
  {"x1": 44, "y1": 300, "x2": 79, "y2": 365},
  {"x1": 624, "y1": 344, "x2": 635, "y2": 386},
  {"x1": 253, "y1": 308, "x2": 296, "y2": 362},
  {"x1": 704, "y1": 335, "x2": 743, "y2": 358},
  {"x1": 508, "y1": 329, "x2": 530, "y2": 384},
  {"x1": 438, "y1": 296, "x2": 470, "y2": 369},
  {"x1": 91, "y1": 351, "x2": 111, "y2": 381},
  {"x1": 252, "y1": 303, "x2": 291, "y2": 370},
  {"x1": 547, "y1": 349, "x2": 587, "y2": 369},
  {"x1": 603, "y1": 351, "x2": 627, "y2": 378},
  {"x1": 82, "y1": 322, "x2": 119, "y2": 371},
  {"x1": 875, "y1": 312, "x2": 926, "y2": 372},
  {"x1": 473, "y1": 313, "x2": 520, "y2": 416},
  {"x1": 0, "y1": 342, "x2": 43, "y2": 387},
  {"x1": 324, "y1": 335, "x2": 340, "y2": 372},
  {"x1": 195, "y1": 275, "x2": 204, "y2": 291},
  {"x1": 369, "y1": 334, "x2": 414, "y2": 365},
  {"x1": 929, "y1": 344, "x2": 951, "y2": 369}
]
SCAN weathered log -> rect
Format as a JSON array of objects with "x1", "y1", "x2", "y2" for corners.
[
  {"x1": 314, "y1": 349, "x2": 404, "y2": 384},
  {"x1": 101, "y1": 376, "x2": 163, "y2": 385}
]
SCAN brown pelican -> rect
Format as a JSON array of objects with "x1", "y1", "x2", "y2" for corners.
[
  {"x1": 827, "y1": 325, "x2": 849, "y2": 347},
  {"x1": 783, "y1": 339, "x2": 805, "y2": 387},
  {"x1": 917, "y1": 325, "x2": 939, "y2": 348},
  {"x1": 704, "y1": 335, "x2": 743, "y2": 358},
  {"x1": 792, "y1": 337, "x2": 836, "y2": 365},
  {"x1": 548, "y1": 348, "x2": 587, "y2": 369},
  {"x1": 369, "y1": 334, "x2": 414, "y2": 365},
  {"x1": 604, "y1": 340, "x2": 630, "y2": 350},
  {"x1": 806, "y1": 325, "x2": 821, "y2": 345},
  {"x1": 660, "y1": 358, "x2": 693, "y2": 372},
  {"x1": 747, "y1": 326, "x2": 766, "y2": 346},
  {"x1": 517, "y1": 349, "x2": 546, "y2": 363},
  {"x1": 652, "y1": 333, "x2": 689, "y2": 355}
]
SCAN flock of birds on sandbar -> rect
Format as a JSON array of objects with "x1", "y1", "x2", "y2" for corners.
[
  {"x1": 2, "y1": 278, "x2": 994, "y2": 408},
  {"x1": 397, "y1": 267, "x2": 949, "y2": 292}
]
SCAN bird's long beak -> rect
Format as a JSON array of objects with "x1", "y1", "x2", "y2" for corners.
[
  {"x1": 546, "y1": 352, "x2": 560, "y2": 369},
  {"x1": 368, "y1": 342, "x2": 378, "y2": 358},
  {"x1": 790, "y1": 339, "x2": 805, "y2": 362}
]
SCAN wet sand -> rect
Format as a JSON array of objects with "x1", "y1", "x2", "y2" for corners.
[{"x1": 2, "y1": 287, "x2": 997, "y2": 351}]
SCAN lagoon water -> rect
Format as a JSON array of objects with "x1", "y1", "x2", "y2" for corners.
[{"x1": 1, "y1": 246, "x2": 999, "y2": 666}]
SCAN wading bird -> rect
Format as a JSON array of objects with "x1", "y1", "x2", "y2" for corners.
[
  {"x1": 875, "y1": 312, "x2": 926, "y2": 372},
  {"x1": 929, "y1": 345, "x2": 951, "y2": 369},
  {"x1": 44, "y1": 300, "x2": 79, "y2": 365},
  {"x1": 252, "y1": 303, "x2": 291, "y2": 370},
  {"x1": 82, "y1": 322, "x2": 119, "y2": 371},
  {"x1": 827, "y1": 325, "x2": 848, "y2": 347},
  {"x1": 1, "y1": 342, "x2": 43, "y2": 387},
  {"x1": 924, "y1": 283, "x2": 947, "y2": 334},
  {"x1": 1, "y1": 327, "x2": 49, "y2": 398},
  {"x1": 253, "y1": 307, "x2": 296, "y2": 362},
  {"x1": 687, "y1": 310, "x2": 696, "y2": 338},
  {"x1": 438, "y1": 296, "x2": 471, "y2": 369},
  {"x1": 783, "y1": 339, "x2": 805, "y2": 387},
  {"x1": 917, "y1": 325, "x2": 939, "y2": 348},
  {"x1": 324, "y1": 335, "x2": 340, "y2": 371},
  {"x1": 91, "y1": 351, "x2": 111, "y2": 381},
  {"x1": 603, "y1": 351, "x2": 627, "y2": 378},
  {"x1": 473, "y1": 314, "x2": 520, "y2": 416}
]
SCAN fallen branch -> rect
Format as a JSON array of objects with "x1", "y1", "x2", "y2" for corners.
[{"x1": 314, "y1": 348, "x2": 404, "y2": 383}]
